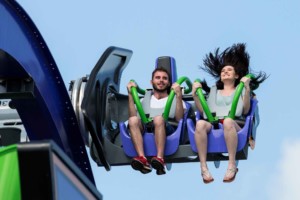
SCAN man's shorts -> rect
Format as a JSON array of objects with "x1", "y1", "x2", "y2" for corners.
[
  {"x1": 127, "y1": 121, "x2": 176, "y2": 136},
  {"x1": 144, "y1": 121, "x2": 175, "y2": 136}
]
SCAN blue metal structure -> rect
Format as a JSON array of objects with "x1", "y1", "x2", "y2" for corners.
[
  {"x1": 0, "y1": 0, "x2": 94, "y2": 183},
  {"x1": 80, "y1": 46, "x2": 133, "y2": 170}
]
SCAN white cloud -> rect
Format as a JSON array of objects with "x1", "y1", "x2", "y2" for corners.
[{"x1": 267, "y1": 138, "x2": 300, "y2": 200}]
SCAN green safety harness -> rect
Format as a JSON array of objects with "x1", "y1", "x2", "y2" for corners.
[
  {"x1": 195, "y1": 74, "x2": 256, "y2": 126},
  {"x1": 130, "y1": 76, "x2": 192, "y2": 124}
]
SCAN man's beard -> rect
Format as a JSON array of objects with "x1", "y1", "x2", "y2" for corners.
[{"x1": 153, "y1": 84, "x2": 169, "y2": 93}]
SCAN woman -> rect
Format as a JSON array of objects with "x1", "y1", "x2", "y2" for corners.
[{"x1": 192, "y1": 43, "x2": 267, "y2": 183}]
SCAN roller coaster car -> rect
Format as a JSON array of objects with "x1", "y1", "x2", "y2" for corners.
[{"x1": 74, "y1": 46, "x2": 260, "y2": 171}]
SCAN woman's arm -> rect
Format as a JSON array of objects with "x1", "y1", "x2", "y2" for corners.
[
  {"x1": 192, "y1": 82, "x2": 204, "y2": 116},
  {"x1": 240, "y1": 77, "x2": 251, "y2": 115}
]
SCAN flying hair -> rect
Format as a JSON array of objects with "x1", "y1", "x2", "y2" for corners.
[{"x1": 201, "y1": 43, "x2": 268, "y2": 90}]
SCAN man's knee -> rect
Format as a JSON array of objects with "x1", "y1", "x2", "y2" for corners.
[
  {"x1": 128, "y1": 116, "x2": 140, "y2": 126},
  {"x1": 153, "y1": 115, "x2": 165, "y2": 127}
]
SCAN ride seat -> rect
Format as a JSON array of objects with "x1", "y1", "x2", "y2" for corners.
[
  {"x1": 119, "y1": 56, "x2": 188, "y2": 157},
  {"x1": 186, "y1": 98, "x2": 258, "y2": 153}
]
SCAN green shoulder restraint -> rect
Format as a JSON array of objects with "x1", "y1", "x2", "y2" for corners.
[
  {"x1": 194, "y1": 74, "x2": 255, "y2": 123},
  {"x1": 130, "y1": 76, "x2": 192, "y2": 124}
]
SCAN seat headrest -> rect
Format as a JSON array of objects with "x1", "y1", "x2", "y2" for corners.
[{"x1": 155, "y1": 56, "x2": 177, "y2": 83}]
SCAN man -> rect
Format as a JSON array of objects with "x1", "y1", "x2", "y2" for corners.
[{"x1": 127, "y1": 67, "x2": 185, "y2": 175}]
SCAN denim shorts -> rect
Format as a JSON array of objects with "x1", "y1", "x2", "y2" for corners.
[{"x1": 144, "y1": 121, "x2": 176, "y2": 136}]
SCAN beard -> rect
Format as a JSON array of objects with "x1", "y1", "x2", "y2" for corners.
[{"x1": 152, "y1": 84, "x2": 169, "y2": 93}]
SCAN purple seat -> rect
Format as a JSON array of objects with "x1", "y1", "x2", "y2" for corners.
[
  {"x1": 119, "y1": 56, "x2": 189, "y2": 157},
  {"x1": 187, "y1": 99, "x2": 258, "y2": 153},
  {"x1": 119, "y1": 119, "x2": 183, "y2": 157}
]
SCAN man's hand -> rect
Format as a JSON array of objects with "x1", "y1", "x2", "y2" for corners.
[
  {"x1": 127, "y1": 81, "x2": 137, "y2": 94},
  {"x1": 172, "y1": 82, "x2": 182, "y2": 97}
]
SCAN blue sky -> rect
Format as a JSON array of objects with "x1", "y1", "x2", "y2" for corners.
[{"x1": 18, "y1": 0, "x2": 300, "y2": 199}]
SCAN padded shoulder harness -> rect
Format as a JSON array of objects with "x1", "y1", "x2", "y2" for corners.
[
  {"x1": 141, "y1": 90, "x2": 177, "y2": 119},
  {"x1": 204, "y1": 86, "x2": 244, "y2": 119}
]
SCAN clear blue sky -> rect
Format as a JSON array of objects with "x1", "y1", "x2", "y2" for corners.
[{"x1": 19, "y1": 0, "x2": 300, "y2": 199}]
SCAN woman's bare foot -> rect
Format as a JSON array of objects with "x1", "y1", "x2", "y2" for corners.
[{"x1": 249, "y1": 138, "x2": 255, "y2": 150}]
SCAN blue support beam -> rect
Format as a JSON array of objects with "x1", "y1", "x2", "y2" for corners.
[{"x1": 0, "y1": 0, "x2": 95, "y2": 184}]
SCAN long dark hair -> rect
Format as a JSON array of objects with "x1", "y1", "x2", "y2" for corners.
[{"x1": 201, "y1": 43, "x2": 268, "y2": 90}]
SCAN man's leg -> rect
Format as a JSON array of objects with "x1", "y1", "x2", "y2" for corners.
[
  {"x1": 128, "y1": 116, "x2": 151, "y2": 174},
  {"x1": 128, "y1": 116, "x2": 144, "y2": 156},
  {"x1": 151, "y1": 116, "x2": 167, "y2": 175},
  {"x1": 152, "y1": 116, "x2": 166, "y2": 158}
]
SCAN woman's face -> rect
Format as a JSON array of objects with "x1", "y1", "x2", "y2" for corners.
[{"x1": 220, "y1": 65, "x2": 239, "y2": 82}]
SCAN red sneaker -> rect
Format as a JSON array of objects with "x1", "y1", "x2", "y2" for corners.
[
  {"x1": 131, "y1": 156, "x2": 152, "y2": 174},
  {"x1": 151, "y1": 156, "x2": 166, "y2": 175}
]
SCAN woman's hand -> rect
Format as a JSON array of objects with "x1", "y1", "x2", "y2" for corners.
[
  {"x1": 240, "y1": 76, "x2": 251, "y2": 90},
  {"x1": 192, "y1": 82, "x2": 202, "y2": 97}
]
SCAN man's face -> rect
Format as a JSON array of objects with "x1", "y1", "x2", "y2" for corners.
[{"x1": 151, "y1": 70, "x2": 170, "y2": 92}]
